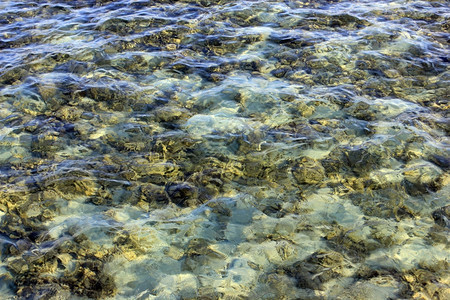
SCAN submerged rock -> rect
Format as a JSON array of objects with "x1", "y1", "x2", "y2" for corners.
[
  {"x1": 401, "y1": 262, "x2": 450, "y2": 299},
  {"x1": 16, "y1": 283, "x2": 71, "y2": 300},
  {"x1": 42, "y1": 169, "x2": 98, "y2": 197},
  {"x1": 154, "y1": 106, "x2": 191, "y2": 123},
  {"x1": 403, "y1": 160, "x2": 443, "y2": 194},
  {"x1": 0, "y1": 67, "x2": 28, "y2": 85},
  {"x1": 283, "y1": 249, "x2": 351, "y2": 291},
  {"x1": 325, "y1": 224, "x2": 380, "y2": 257},
  {"x1": 339, "y1": 276, "x2": 404, "y2": 300},
  {"x1": 166, "y1": 182, "x2": 199, "y2": 207},
  {"x1": 349, "y1": 187, "x2": 414, "y2": 220},
  {"x1": 292, "y1": 157, "x2": 326, "y2": 184},
  {"x1": 62, "y1": 258, "x2": 116, "y2": 299},
  {"x1": 341, "y1": 143, "x2": 388, "y2": 175},
  {"x1": 432, "y1": 205, "x2": 450, "y2": 228}
]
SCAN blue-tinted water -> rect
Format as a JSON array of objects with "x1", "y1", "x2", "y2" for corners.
[{"x1": 0, "y1": 0, "x2": 449, "y2": 299}]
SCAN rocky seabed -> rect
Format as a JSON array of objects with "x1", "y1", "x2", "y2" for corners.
[{"x1": 0, "y1": 0, "x2": 449, "y2": 299}]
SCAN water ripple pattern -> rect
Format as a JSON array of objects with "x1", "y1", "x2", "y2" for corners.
[{"x1": 0, "y1": 0, "x2": 449, "y2": 299}]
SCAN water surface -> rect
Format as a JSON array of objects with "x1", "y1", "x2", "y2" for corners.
[{"x1": 0, "y1": 0, "x2": 449, "y2": 299}]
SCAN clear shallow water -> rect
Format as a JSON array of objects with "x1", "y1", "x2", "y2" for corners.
[{"x1": 0, "y1": 0, "x2": 449, "y2": 299}]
